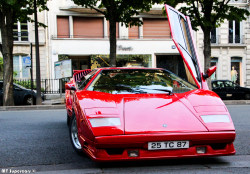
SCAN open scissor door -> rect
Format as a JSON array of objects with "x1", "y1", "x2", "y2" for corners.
[{"x1": 165, "y1": 5, "x2": 202, "y2": 88}]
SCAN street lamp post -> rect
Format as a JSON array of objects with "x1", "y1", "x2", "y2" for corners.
[{"x1": 34, "y1": 0, "x2": 42, "y2": 105}]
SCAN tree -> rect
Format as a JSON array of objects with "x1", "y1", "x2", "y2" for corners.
[
  {"x1": 168, "y1": 0, "x2": 249, "y2": 88},
  {"x1": 0, "y1": 0, "x2": 47, "y2": 106},
  {"x1": 72, "y1": 0, "x2": 164, "y2": 67}
]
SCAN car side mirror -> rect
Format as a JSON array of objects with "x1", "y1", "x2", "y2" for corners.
[
  {"x1": 203, "y1": 66, "x2": 216, "y2": 80},
  {"x1": 65, "y1": 83, "x2": 76, "y2": 91}
]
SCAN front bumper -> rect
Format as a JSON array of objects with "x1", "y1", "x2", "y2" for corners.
[{"x1": 79, "y1": 131, "x2": 235, "y2": 162}]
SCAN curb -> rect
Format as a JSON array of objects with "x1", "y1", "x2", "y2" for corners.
[
  {"x1": 223, "y1": 100, "x2": 250, "y2": 105},
  {"x1": 0, "y1": 105, "x2": 65, "y2": 111}
]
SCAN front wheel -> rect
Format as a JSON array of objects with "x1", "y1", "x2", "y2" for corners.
[{"x1": 69, "y1": 113, "x2": 83, "y2": 154}]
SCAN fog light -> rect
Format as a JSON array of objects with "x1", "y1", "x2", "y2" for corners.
[
  {"x1": 128, "y1": 150, "x2": 139, "y2": 157},
  {"x1": 196, "y1": 147, "x2": 206, "y2": 154}
]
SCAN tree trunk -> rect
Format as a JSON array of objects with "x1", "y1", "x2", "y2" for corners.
[
  {"x1": 0, "y1": 7, "x2": 15, "y2": 106},
  {"x1": 203, "y1": 29, "x2": 212, "y2": 90},
  {"x1": 108, "y1": 11, "x2": 117, "y2": 67}
]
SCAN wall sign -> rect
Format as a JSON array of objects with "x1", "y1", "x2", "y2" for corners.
[
  {"x1": 117, "y1": 45, "x2": 133, "y2": 51},
  {"x1": 54, "y1": 59, "x2": 72, "y2": 79}
]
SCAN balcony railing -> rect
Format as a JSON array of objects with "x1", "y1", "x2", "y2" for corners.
[
  {"x1": 51, "y1": 35, "x2": 172, "y2": 40},
  {"x1": 13, "y1": 31, "x2": 29, "y2": 41}
]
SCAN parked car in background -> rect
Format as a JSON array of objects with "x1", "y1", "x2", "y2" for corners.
[
  {"x1": 212, "y1": 80, "x2": 250, "y2": 100},
  {"x1": 0, "y1": 81, "x2": 44, "y2": 105}
]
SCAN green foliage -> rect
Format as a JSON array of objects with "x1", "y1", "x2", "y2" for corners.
[
  {"x1": 13, "y1": 79, "x2": 45, "y2": 92},
  {"x1": 72, "y1": 0, "x2": 165, "y2": 27},
  {"x1": 58, "y1": 55, "x2": 69, "y2": 61},
  {"x1": 168, "y1": 0, "x2": 250, "y2": 31},
  {"x1": 0, "y1": 0, "x2": 48, "y2": 25}
]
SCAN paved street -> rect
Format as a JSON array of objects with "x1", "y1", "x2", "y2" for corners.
[{"x1": 0, "y1": 105, "x2": 249, "y2": 174}]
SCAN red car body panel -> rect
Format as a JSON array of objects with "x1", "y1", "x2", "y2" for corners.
[{"x1": 65, "y1": 4, "x2": 236, "y2": 161}]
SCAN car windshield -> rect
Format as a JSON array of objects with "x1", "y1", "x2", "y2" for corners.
[{"x1": 87, "y1": 69, "x2": 197, "y2": 94}]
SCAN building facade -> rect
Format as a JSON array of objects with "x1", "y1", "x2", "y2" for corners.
[
  {"x1": 196, "y1": 0, "x2": 250, "y2": 87},
  {"x1": 47, "y1": 0, "x2": 183, "y2": 80},
  {"x1": 0, "y1": 11, "x2": 48, "y2": 80}
]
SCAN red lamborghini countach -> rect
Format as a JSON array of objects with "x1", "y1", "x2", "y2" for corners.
[{"x1": 65, "y1": 5, "x2": 235, "y2": 161}]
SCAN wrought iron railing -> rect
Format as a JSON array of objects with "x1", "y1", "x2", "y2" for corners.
[
  {"x1": 10, "y1": 78, "x2": 68, "y2": 94},
  {"x1": 13, "y1": 31, "x2": 29, "y2": 41}
]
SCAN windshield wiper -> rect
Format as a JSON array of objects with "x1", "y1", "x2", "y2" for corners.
[
  {"x1": 136, "y1": 87, "x2": 172, "y2": 95},
  {"x1": 94, "y1": 84, "x2": 148, "y2": 94}
]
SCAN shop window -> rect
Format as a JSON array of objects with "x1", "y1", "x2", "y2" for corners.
[
  {"x1": 90, "y1": 55, "x2": 152, "y2": 69},
  {"x1": 156, "y1": 55, "x2": 194, "y2": 85},
  {"x1": 57, "y1": 16, "x2": 70, "y2": 38},
  {"x1": 73, "y1": 17, "x2": 104, "y2": 38},
  {"x1": 211, "y1": 57, "x2": 218, "y2": 80},
  {"x1": 229, "y1": 20, "x2": 241, "y2": 43},
  {"x1": 13, "y1": 55, "x2": 30, "y2": 79},
  {"x1": 69, "y1": 56, "x2": 90, "y2": 70},
  {"x1": 143, "y1": 18, "x2": 170, "y2": 39},
  {"x1": 231, "y1": 57, "x2": 242, "y2": 85},
  {"x1": 13, "y1": 21, "x2": 28, "y2": 41}
]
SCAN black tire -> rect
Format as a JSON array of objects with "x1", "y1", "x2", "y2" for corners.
[
  {"x1": 69, "y1": 113, "x2": 83, "y2": 154},
  {"x1": 67, "y1": 114, "x2": 70, "y2": 127}
]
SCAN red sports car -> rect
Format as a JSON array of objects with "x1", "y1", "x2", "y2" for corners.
[{"x1": 65, "y1": 5, "x2": 235, "y2": 161}]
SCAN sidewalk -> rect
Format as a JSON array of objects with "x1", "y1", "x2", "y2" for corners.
[{"x1": 0, "y1": 98, "x2": 250, "y2": 111}]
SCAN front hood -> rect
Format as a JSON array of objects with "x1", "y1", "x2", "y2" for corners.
[
  {"x1": 78, "y1": 90, "x2": 233, "y2": 137},
  {"x1": 124, "y1": 94, "x2": 208, "y2": 135}
]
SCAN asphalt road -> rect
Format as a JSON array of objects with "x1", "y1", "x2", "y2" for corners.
[{"x1": 0, "y1": 105, "x2": 249, "y2": 174}]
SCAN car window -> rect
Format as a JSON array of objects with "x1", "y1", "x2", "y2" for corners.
[
  {"x1": 212, "y1": 82, "x2": 218, "y2": 88},
  {"x1": 0, "y1": 82, "x2": 3, "y2": 90},
  {"x1": 87, "y1": 69, "x2": 197, "y2": 94},
  {"x1": 225, "y1": 81, "x2": 234, "y2": 87},
  {"x1": 78, "y1": 70, "x2": 97, "y2": 90},
  {"x1": 166, "y1": 7, "x2": 202, "y2": 88},
  {"x1": 216, "y1": 81, "x2": 224, "y2": 88}
]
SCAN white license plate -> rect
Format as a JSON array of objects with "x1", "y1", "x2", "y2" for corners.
[{"x1": 148, "y1": 141, "x2": 189, "y2": 150}]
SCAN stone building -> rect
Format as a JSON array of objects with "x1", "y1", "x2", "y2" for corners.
[
  {"x1": 195, "y1": 0, "x2": 250, "y2": 87},
  {"x1": 0, "y1": 11, "x2": 48, "y2": 80}
]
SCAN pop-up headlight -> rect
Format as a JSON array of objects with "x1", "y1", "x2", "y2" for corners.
[
  {"x1": 89, "y1": 118, "x2": 121, "y2": 127},
  {"x1": 200, "y1": 115, "x2": 230, "y2": 123}
]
